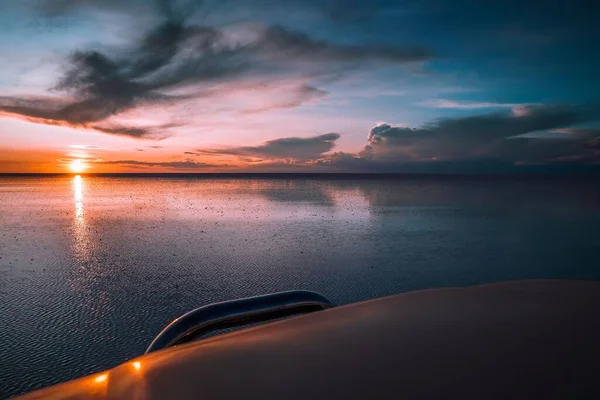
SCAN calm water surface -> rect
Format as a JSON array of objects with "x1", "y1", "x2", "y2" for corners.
[{"x1": 1, "y1": 175, "x2": 600, "y2": 397}]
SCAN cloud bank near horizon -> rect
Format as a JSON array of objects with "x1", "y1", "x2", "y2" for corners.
[{"x1": 85, "y1": 104, "x2": 600, "y2": 172}]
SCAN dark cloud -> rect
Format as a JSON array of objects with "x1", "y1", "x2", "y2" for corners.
[
  {"x1": 178, "y1": 104, "x2": 599, "y2": 170},
  {"x1": 0, "y1": 24, "x2": 189, "y2": 135},
  {"x1": 0, "y1": 45, "x2": 181, "y2": 138},
  {"x1": 360, "y1": 105, "x2": 600, "y2": 164},
  {"x1": 198, "y1": 133, "x2": 340, "y2": 160},
  {"x1": 2, "y1": 2, "x2": 430, "y2": 138}
]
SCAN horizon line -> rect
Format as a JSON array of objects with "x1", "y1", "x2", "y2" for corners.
[{"x1": 2, "y1": 171, "x2": 600, "y2": 179}]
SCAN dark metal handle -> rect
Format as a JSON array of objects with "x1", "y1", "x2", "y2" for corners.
[{"x1": 146, "y1": 290, "x2": 334, "y2": 354}]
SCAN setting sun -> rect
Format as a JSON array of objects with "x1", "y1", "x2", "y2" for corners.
[{"x1": 70, "y1": 159, "x2": 86, "y2": 173}]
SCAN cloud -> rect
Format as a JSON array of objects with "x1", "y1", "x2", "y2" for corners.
[
  {"x1": 77, "y1": 103, "x2": 600, "y2": 173},
  {"x1": 91, "y1": 123, "x2": 178, "y2": 139},
  {"x1": 197, "y1": 132, "x2": 340, "y2": 160},
  {"x1": 2, "y1": 2, "x2": 431, "y2": 139},
  {"x1": 175, "y1": 104, "x2": 599, "y2": 171},
  {"x1": 0, "y1": 19, "x2": 199, "y2": 134},
  {"x1": 242, "y1": 84, "x2": 327, "y2": 113},
  {"x1": 0, "y1": 45, "x2": 180, "y2": 138},
  {"x1": 350, "y1": 104, "x2": 600, "y2": 168},
  {"x1": 69, "y1": 144, "x2": 104, "y2": 150},
  {"x1": 260, "y1": 104, "x2": 598, "y2": 172},
  {"x1": 83, "y1": 104, "x2": 600, "y2": 172},
  {"x1": 97, "y1": 159, "x2": 217, "y2": 169},
  {"x1": 420, "y1": 99, "x2": 533, "y2": 109}
]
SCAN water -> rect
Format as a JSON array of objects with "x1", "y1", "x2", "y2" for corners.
[{"x1": 1, "y1": 175, "x2": 600, "y2": 398}]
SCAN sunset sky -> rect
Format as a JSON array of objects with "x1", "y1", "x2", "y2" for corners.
[{"x1": 1, "y1": 0, "x2": 599, "y2": 173}]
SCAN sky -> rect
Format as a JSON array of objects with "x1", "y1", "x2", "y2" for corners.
[{"x1": 0, "y1": 0, "x2": 599, "y2": 173}]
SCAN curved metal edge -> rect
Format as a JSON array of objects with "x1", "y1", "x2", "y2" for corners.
[{"x1": 145, "y1": 290, "x2": 334, "y2": 354}]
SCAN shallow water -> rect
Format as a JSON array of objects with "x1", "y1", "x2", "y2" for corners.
[{"x1": 1, "y1": 175, "x2": 600, "y2": 398}]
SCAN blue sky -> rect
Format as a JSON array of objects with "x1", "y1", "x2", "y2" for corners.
[{"x1": 0, "y1": 0, "x2": 598, "y2": 172}]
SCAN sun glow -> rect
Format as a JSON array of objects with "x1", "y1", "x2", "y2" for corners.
[{"x1": 70, "y1": 159, "x2": 86, "y2": 173}]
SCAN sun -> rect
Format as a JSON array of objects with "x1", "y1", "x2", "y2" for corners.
[{"x1": 69, "y1": 159, "x2": 86, "y2": 173}]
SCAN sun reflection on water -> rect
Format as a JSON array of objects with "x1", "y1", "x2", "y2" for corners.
[
  {"x1": 72, "y1": 175, "x2": 92, "y2": 262},
  {"x1": 74, "y1": 175, "x2": 84, "y2": 219}
]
